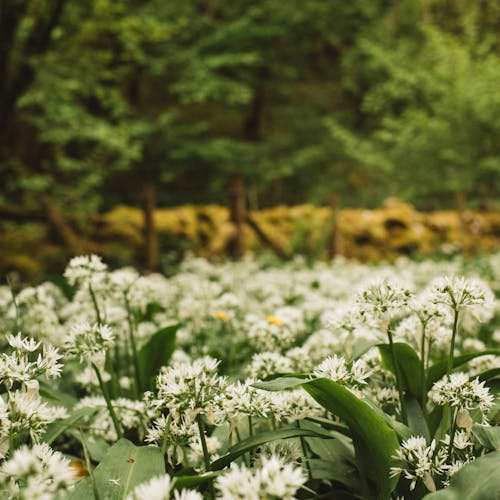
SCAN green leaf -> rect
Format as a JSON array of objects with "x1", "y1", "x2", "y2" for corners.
[
  {"x1": 209, "y1": 427, "x2": 331, "y2": 471},
  {"x1": 423, "y1": 451, "x2": 500, "y2": 499},
  {"x1": 426, "y1": 350, "x2": 500, "y2": 390},
  {"x1": 137, "y1": 324, "x2": 178, "y2": 392},
  {"x1": 252, "y1": 377, "x2": 307, "y2": 391},
  {"x1": 69, "y1": 439, "x2": 165, "y2": 499},
  {"x1": 309, "y1": 458, "x2": 361, "y2": 492},
  {"x1": 378, "y1": 343, "x2": 422, "y2": 399},
  {"x1": 172, "y1": 471, "x2": 223, "y2": 489},
  {"x1": 303, "y1": 378, "x2": 400, "y2": 500},
  {"x1": 42, "y1": 407, "x2": 97, "y2": 445},
  {"x1": 475, "y1": 367, "x2": 500, "y2": 383},
  {"x1": 472, "y1": 424, "x2": 500, "y2": 450},
  {"x1": 406, "y1": 397, "x2": 430, "y2": 442}
]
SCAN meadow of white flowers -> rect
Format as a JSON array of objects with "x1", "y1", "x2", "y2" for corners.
[{"x1": 0, "y1": 253, "x2": 499, "y2": 499}]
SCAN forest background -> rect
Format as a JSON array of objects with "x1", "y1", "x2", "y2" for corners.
[{"x1": 1, "y1": 0, "x2": 499, "y2": 276}]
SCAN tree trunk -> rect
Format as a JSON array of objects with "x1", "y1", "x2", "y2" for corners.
[
  {"x1": 142, "y1": 181, "x2": 159, "y2": 271},
  {"x1": 227, "y1": 172, "x2": 246, "y2": 259},
  {"x1": 246, "y1": 213, "x2": 288, "y2": 259},
  {"x1": 38, "y1": 194, "x2": 83, "y2": 254}
]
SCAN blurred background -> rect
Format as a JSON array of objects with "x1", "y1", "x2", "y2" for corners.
[{"x1": 1, "y1": 0, "x2": 499, "y2": 279}]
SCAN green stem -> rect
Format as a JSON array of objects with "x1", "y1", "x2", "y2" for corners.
[
  {"x1": 387, "y1": 327, "x2": 408, "y2": 425},
  {"x1": 80, "y1": 429, "x2": 101, "y2": 500},
  {"x1": 161, "y1": 414, "x2": 172, "y2": 457},
  {"x1": 6, "y1": 276, "x2": 21, "y2": 331},
  {"x1": 88, "y1": 284, "x2": 102, "y2": 324},
  {"x1": 92, "y1": 363, "x2": 123, "y2": 439},
  {"x1": 196, "y1": 415, "x2": 211, "y2": 470},
  {"x1": 124, "y1": 294, "x2": 141, "y2": 397},
  {"x1": 447, "y1": 407, "x2": 458, "y2": 461},
  {"x1": 296, "y1": 421, "x2": 312, "y2": 480},
  {"x1": 446, "y1": 309, "x2": 460, "y2": 376},
  {"x1": 196, "y1": 415, "x2": 214, "y2": 500},
  {"x1": 420, "y1": 322, "x2": 427, "y2": 416}
]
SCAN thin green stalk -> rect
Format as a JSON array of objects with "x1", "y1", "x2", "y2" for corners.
[
  {"x1": 92, "y1": 362, "x2": 123, "y2": 439},
  {"x1": 447, "y1": 407, "x2": 458, "y2": 461},
  {"x1": 196, "y1": 415, "x2": 214, "y2": 500},
  {"x1": 196, "y1": 416, "x2": 211, "y2": 470},
  {"x1": 446, "y1": 309, "x2": 460, "y2": 376},
  {"x1": 248, "y1": 415, "x2": 253, "y2": 437},
  {"x1": 387, "y1": 327, "x2": 408, "y2": 424},
  {"x1": 124, "y1": 294, "x2": 141, "y2": 396},
  {"x1": 296, "y1": 421, "x2": 312, "y2": 480},
  {"x1": 420, "y1": 322, "x2": 427, "y2": 416},
  {"x1": 161, "y1": 414, "x2": 172, "y2": 457},
  {"x1": 80, "y1": 429, "x2": 100, "y2": 500},
  {"x1": 88, "y1": 284, "x2": 102, "y2": 324}
]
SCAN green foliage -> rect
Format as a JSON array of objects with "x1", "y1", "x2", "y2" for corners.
[{"x1": 70, "y1": 438, "x2": 165, "y2": 499}]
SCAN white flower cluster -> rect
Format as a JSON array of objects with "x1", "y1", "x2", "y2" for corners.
[
  {"x1": 391, "y1": 436, "x2": 446, "y2": 492},
  {"x1": 126, "y1": 473, "x2": 201, "y2": 500},
  {"x1": 430, "y1": 372, "x2": 494, "y2": 416},
  {"x1": 215, "y1": 454, "x2": 306, "y2": 500},
  {"x1": 0, "y1": 442, "x2": 77, "y2": 499}
]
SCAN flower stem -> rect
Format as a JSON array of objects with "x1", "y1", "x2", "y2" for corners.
[
  {"x1": 88, "y1": 284, "x2": 102, "y2": 325},
  {"x1": 196, "y1": 415, "x2": 214, "y2": 500},
  {"x1": 420, "y1": 322, "x2": 427, "y2": 416},
  {"x1": 446, "y1": 309, "x2": 460, "y2": 376},
  {"x1": 92, "y1": 362, "x2": 123, "y2": 439},
  {"x1": 387, "y1": 327, "x2": 408, "y2": 424},
  {"x1": 447, "y1": 407, "x2": 458, "y2": 461},
  {"x1": 124, "y1": 294, "x2": 141, "y2": 397},
  {"x1": 296, "y1": 421, "x2": 312, "y2": 480}
]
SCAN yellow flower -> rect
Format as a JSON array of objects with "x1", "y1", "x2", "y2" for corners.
[
  {"x1": 267, "y1": 315, "x2": 284, "y2": 326},
  {"x1": 214, "y1": 311, "x2": 229, "y2": 322}
]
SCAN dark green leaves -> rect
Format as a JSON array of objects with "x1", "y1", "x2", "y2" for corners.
[
  {"x1": 137, "y1": 324, "x2": 178, "y2": 392},
  {"x1": 70, "y1": 439, "x2": 165, "y2": 500},
  {"x1": 424, "y1": 451, "x2": 500, "y2": 499},
  {"x1": 302, "y1": 378, "x2": 400, "y2": 499}
]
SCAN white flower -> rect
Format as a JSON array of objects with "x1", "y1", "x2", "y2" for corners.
[
  {"x1": 126, "y1": 473, "x2": 202, "y2": 500},
  {"x1": 390, "y1": 437, "x2": 446, "y2": 491},
  {"x1": 314, "y1": 355, "x2": 371, "y2": 388},
  {"x1": 64, "y1": 322, "x2": 114, "y2": 364},
  {"x1": 430, "y1": 372, "x2": 494, "y2": 416},
  {"x1": 247, "y1": 352, "x2": 294, "y2": 379},
  {"x1": 215, "y1": 455, "x2": 306, "y2": 500},
  {"x1": 64, "y1": 254, "x2": 108, "y2": 287},
  {"x1": 0, "y1": 443, "x2": 76, "y2": 498}
]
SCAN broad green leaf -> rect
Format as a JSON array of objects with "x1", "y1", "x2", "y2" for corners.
[
  {"x1": 406, "y1": 397, "x2": 430, "y2": 442},
  {"x1": 252, "y1": 377, "x2": 307, "y2": 391},
  {"x1": 365, "y1": 400, "x2": 412, "y2": 441},
  {"x1": 39, "y1": 379, "x2": 78, "y2": 408},
  {"x1": 209, "y1": 427, "x2": 331, "y2": 470},
  {"x1": 423, "y1": 451, "x2": 500, "y2": 499},
  {"x1": 137, "y1": 324, "x2": 178, "y2": 392},
  {"x1": 42, "y1": 407, "x2": 97, "y2": 445},
  {"x1": 378, "y1": 343, "x2": 422, "y2": 399},
  {"x1": 303, "y1": 378, "x2": 400, "y2": 500},
  {"x1": 173, "y1": 471, "x2": 223, "y2": 489},
  {"x1": 472, "y1": 424, "x2": 500, "y2": 450},
  {"x1": 475, "y1": 367, "x2": 500, "y2": 383},
  {"x1": 305, "y1": 416, "x2": 350, "y2": 436},
  {"x1": 69, "y1": 439, "x2": 165, "y2": 499},
  {"x1": 426, "y1": 350, "x2": 500, "y2": 390},
  {"x1": 309, "y1": 458, "x2": 361, "y2": 493}
]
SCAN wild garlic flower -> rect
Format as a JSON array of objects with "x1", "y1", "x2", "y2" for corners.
[
  {"x1": 153, "y1": 357, "x2": 227, "y2": 424},
  {"x1": 313, "y1": 355, "x2": 372, "y2": 388},
  {"x1": 0, "y1": 334, "x2": 63, "y2": 388},
  {"x1": 188, "y1": 435, "x2": 221, "y2": 465},
  {"x1": 270, "y1": 389, "x2": 322, "y2": 423},
  {"x1": 222, "y1": 380, "x2": 272, "y2": 420},
  {"x1": 247, "y1": 352, "x2": 294, "y2": 380},
  {"x1": 64, "y1": 322, "x2": 114, "y2": 365},
  {"x1": 248, "y1": 319, "x2": 296, "y2": 352},
  {"x1": 126, "y1": 473, "x2": 203, "y2": 500},
  {"x1": 215, "y1": 454, "x2": 306, "y2": 500},
  {"x1": 64, "y1": 254, "x2": 108, "y2": 287},
  {"x1": 390, "y1": 437, "x2": 446, "y2": 492},
  {"x1": 441, "y1": 459, "x2": 471, "y2": 487},
  {"x1": 145, "y1": 414, "x2": 196, "y2": 467},
  {"x1": 357, "y1": 278, "x2": 412, "y2": 330},
  {"x1": 441, "y1": 430, "x2": 474, "y2": 455},
  {"x1": 429, "y1": 276, "x2": 494, "y2": 315},
  {"x1": 256, "y1": 441, "x2": 302, "y2": 465},
  {"x1": 430, "y1": 372, "x2": 494, "y2": 416},
  {"x1": 0, "y1": 443, "x2": 76, "y2": 499}
]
